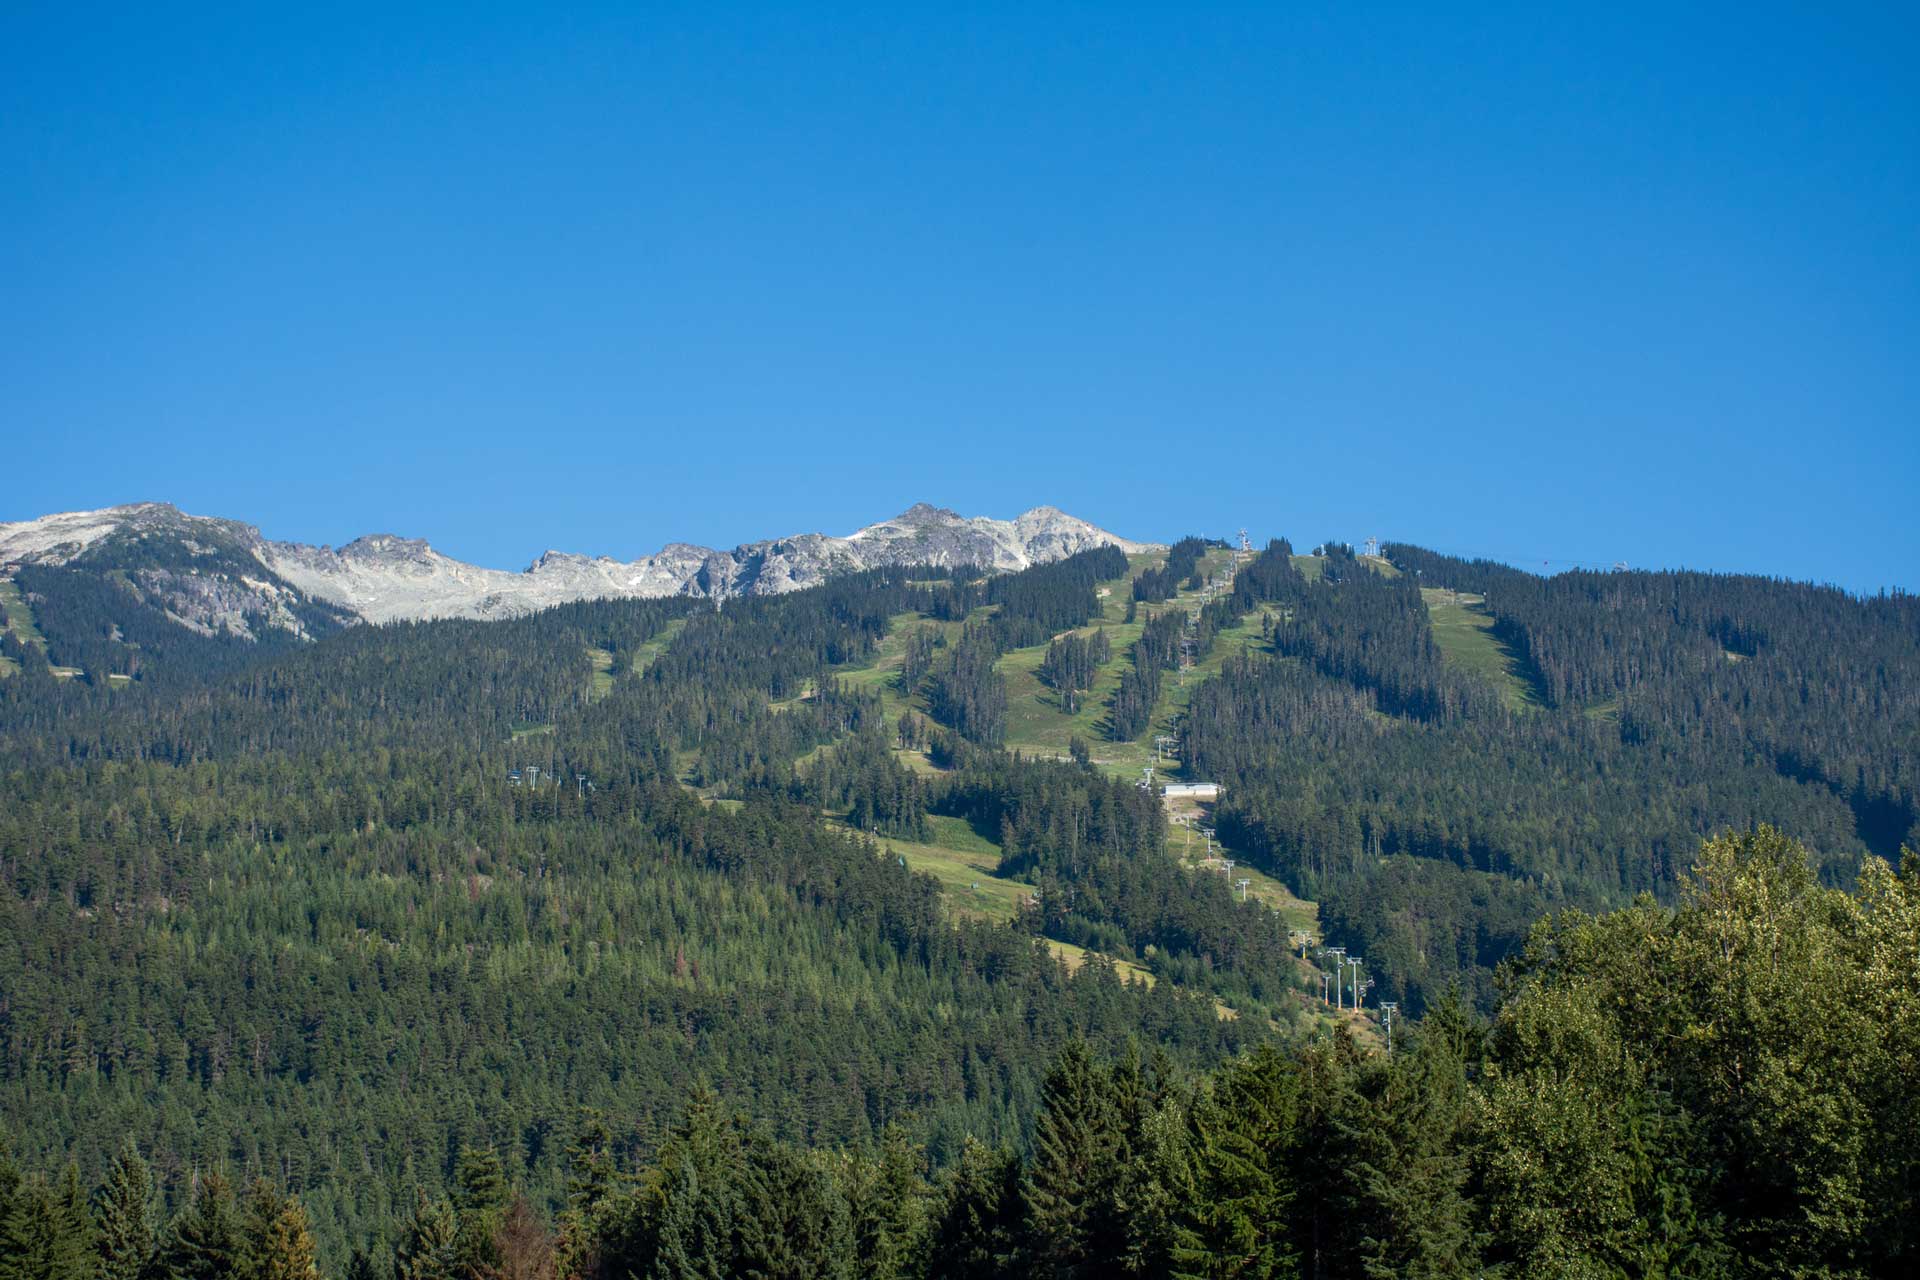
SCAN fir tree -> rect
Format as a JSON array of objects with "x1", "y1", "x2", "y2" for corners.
[
  {"x1": 557, "y1": 1110, "x2": 618, "y2": 1278},
  {"x1": 847, "y1": 1126, "x2": 930, "y2": 1280},
  {"x1": 94, "y1": 1138, "x2": 157, "y2": 1280},
  {"x1": 241, "y1": 1184, "x2": 321, "y2": 1280},
  {"x1": 391, "y1": 1192, "x2": 457, "y2": 1280},
  {"x1": 160, "y1": 1172, "x2": 242, "y2": 1280},
  {"x1": 1169, "y1": 1044, "x2": 1299, "y2": 1280},
  {"x1": 1022, "y1": 1040, "x2": 1125, "y2": 1278},
  {"x1": 927, "y1": 1139, "x2": 1023, "y2": 1280},
  {"x1": 0, "y1": 1165, "x2": 96, "y2": 1280},
  {"x1": 450, "y1": 1147, "x2": 508, "y2": 1280}
]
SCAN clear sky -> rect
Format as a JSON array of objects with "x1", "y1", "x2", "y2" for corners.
[{"x1": 3, "y1": 3, "x2": 1914, "y2": 591}]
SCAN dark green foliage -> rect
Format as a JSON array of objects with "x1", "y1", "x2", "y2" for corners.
[
  {"x1": 898, "y1": 626, "x2": 943, "y2": 692},
  {"x1": 159, "y1": 1172, "x2": 241, "y2": 1280},
  {"x1": 802, "y1": 727, "x2": 929, "y2": 838},
  {"x1": 1037, "y1": 629, "x2": 1110, "y2": 714},
  {"x1": 3, "y1": 827, "x2": 1916, "y2": 1277},
  {"x1": 930, "y1": 625, "x2": 1008, "y2": 745},
  {"x1": 392, "y1": 1192, "x2": 457, "y2": 1280},
  {"x1": 1135, "y1": 538, "x2": 1211, "y2": 604},
  {"x1": 451, "y1": 1147, "x2": 509, "y2": 1279},
  {"x1": 4, "y1": 525, "x2": 1918, "y2": 1278},
  {"x1": 1019, "y1": 1041, "x2": 1126, "y2": 1277},
  {"x1": 939, "y1": 752, "x2": 1298, "y2": 1008},
  {"x1": 93, "y1": 1140, "x2": 157, "y2": 1280},
  {"x1": 1185, "y1": 539, "x2": 1907, "y2": 1012},
  {"x1": 0, "y1": 1164, "x2": 96, "y2": 1280},
  {"x1": 926, "y1": 1140, "x2": 1023, "y2": 1280}
]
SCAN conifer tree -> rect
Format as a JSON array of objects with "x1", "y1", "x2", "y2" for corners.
[
  {"x1": 1353, "y1": 1010, "x2": 1480, "y2": 1280},
  {"x1": 1021, "y1": 1040, "x2": 1125, "y2": 1278},
  {"x1": 0, "y1": 1165, "x2": 96, "y2": 1280},
  {"x1": 240, "y1": 1184, "x2": 321, "y2": 1280},
  {"x1": 391, "y1": 1191, "x2": 457, "y2": 1280},
  {"x1": 632, "y1": 1087, "x2": 742, "y2": 1280},
  {"x1": 161, "y1": 1172, "x2": 242, "y2": 1280},
  {"x1": 557, "y1": 1111, "x2": 617, "y2": 1279},
  {"x1": 450, "y1": 1147, "x2": 508, "y2": 1280},
  {"x1": 0, "y1": 1141, "x2": 20, "y2": 1225},
  {"x1": 927, "y1": 1139, "x2": 1023, "y2": 1280},
  {"x1": 734, "y1": 1141, "x2": 851, "y2": 1280},
  {"x1": 847, "y1": 1126, "x2": 930, "y2": 1280},
  {"x1": 1168, "y1": 1044, "x2": 1298, "y2": 1280},
  {"x1": 94, "y1": 1138, "x2": 158, "y2": 1280}
]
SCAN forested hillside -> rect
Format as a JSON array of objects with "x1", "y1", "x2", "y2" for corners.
[{"x1": 2, "y1": 534, "x2": 1915, "y2": 1276}]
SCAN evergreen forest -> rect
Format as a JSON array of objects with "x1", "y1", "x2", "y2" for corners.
[{"x1": 2, "y1": 530, "x2": 1916, "y2": 1277}]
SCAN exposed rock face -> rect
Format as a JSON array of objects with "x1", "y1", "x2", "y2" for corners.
[{"x1": 1, "y1": 501, "x2": 1157, "y2": 629}]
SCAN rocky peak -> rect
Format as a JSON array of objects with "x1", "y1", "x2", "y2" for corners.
[
  {"x1": 7, "y1": 499, "x2": 1159, "y2": 627},
  {"x1": 338, "y1": 534, "x2": 435, "y2": 564},
  {"x1": 893, "y1": 502, "x2": 963, "y2": 526}
]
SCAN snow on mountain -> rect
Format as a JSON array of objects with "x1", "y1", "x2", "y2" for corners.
[{"x1": 1, "y1": 501, "x2": 1159, "y2": 629}]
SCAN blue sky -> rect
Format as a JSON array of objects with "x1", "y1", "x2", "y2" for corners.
[{"x1": 3, "y1": 3, "x2": 1914, "y2": 591}]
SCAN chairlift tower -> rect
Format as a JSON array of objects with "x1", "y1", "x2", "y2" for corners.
[
  {"x1": 1380, "y1": 1001, "x2": 1399, "y2": 1053},
  {"x1": 1236, "y1": 877, "x2": 1251, "y2": 902},
  {"x1": 1320, "y1": 947, "x2": 1347, "y2": 1008}
]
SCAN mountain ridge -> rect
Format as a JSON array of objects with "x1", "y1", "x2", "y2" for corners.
[{"x1": 0, "y1": 500, "x2": 1159, "y2": 629}]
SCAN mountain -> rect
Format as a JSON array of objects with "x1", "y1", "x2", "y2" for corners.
[{"x1": 0, "y1": 500, "x2": 1158, "y2": 630}]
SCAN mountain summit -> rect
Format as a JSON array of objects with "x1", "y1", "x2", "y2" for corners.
[{"x1": 0, "y1": 501, "x2": 1156, "y2": 629}]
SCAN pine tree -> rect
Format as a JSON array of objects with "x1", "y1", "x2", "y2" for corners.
[
  {"x1": 1022, "y1": 1040, "x2": 1125, "y2": 1278},
  {"x1": 160, "y1": 1172, "x2": 242, "y2": 1280},
  {"x1": 928, "y1": 1140, "x2": 1023, "y2": 1280},
  {"x1": 557, "y1": 1110, "x2": 617, "y2": 1279},
  {"x1": 640, "y1": 1088, "x2": 741, "y2": 1280},
  {"x1": 240, "y1": 1183, "x2": 320, "y2": 1280},
  {"x1": 451, "y1": 1146, "x2": 509, "y2": 1280},
  {"x1": 0, "y1": 1165, "x2": 96, "y2": 1280},
  {"x1": 392, "y1": 1191, "x2": 457, "y2": 1280},
  {"x1": 94, "y1": 1138, "x2": 157, "y2": 1280},
  {"x1": 847, "y1": 1126, "x2": 929, "y2": 1280}
]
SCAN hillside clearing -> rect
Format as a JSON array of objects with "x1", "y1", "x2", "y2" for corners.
[{"x1": 1422, "y1": 587, "x2": 1542, "y2": 710}]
